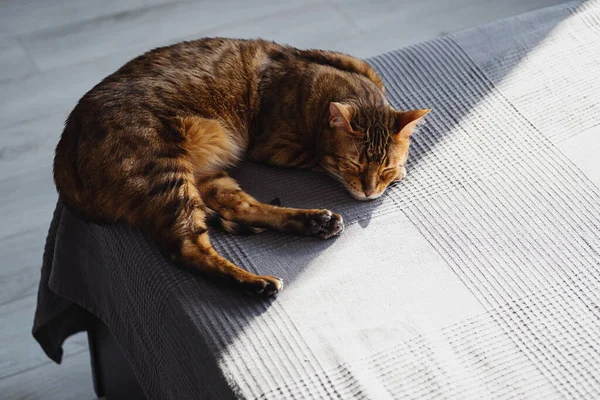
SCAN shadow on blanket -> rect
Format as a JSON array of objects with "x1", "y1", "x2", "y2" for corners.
[{"x1": 33, "y1": 2, "x2": 591, "y2": 396}]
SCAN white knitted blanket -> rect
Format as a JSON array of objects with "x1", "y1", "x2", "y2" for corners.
[{"x1": 34, "y1": 1, "x2": 600, "y2": 398}]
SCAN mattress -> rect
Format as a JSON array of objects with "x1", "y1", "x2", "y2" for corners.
[{"x1": 33, "y1": 1, "x2": 600, "y2": 398}]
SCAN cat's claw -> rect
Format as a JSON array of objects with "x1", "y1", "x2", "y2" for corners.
[
  {"x1": 243, "y1": 275, "x2": 284, "y2": 297},
  {"x1": 309, "y1": 210, "x2": 344, "y2": 239}
]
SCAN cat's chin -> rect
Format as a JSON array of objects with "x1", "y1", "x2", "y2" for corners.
[{"x1": 347, "y1": 191, "x2": 383, "y2": 201}]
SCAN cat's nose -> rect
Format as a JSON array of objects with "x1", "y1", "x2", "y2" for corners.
[{"x1": 364, "y1": 189, "x2": 374, "y2": 197}]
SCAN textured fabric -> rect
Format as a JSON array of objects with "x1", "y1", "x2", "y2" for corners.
[{"x1": 33, "y1": 1, "x2": 600, "y2": 398}]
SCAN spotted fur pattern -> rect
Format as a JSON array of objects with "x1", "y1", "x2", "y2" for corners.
[{"x1": 54, "y1": 38, "x2": 430, "y2": 296}]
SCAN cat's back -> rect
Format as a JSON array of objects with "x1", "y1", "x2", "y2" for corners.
[
  {"x1": 53, "y1": 38, "x2": 277, "y2": 220},
  {"x1": 58, "y1": 37, "x2": 279, "y2": 155},
  {"x1": 82, "y1": 38, "x2": 276, "y2": 117}
]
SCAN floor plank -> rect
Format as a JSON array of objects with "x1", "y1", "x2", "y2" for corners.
[
  {"x1": 205, "y1": 2, "x2": 356, "y2": 50},
  {"x1": 1, "y1": 113, "x2": 64, "y2": 178},
  {"x1": 0, "y1": 37, "x2": 37, "y2": 83},
  {"x1": 0, "y1": 0, "x2": 175, "y2": 37},
  {"x1": 0, "y1": 345, "x2": 94, "y2": 400},
  {"x1": 0, "y1": 0, "x2": 582, "y2": 398},
  {"x1": 0, "y1": 53, "x2": 130, "y2": 129},
  {"x1": 330, "y1": 0, "x2": 570, "y2": 58},
  {"x1": 0, "y1": 166, "x2": 57, "y2": 239},
  {"x1": 0, "y1": 295, "x2": 89, "y2": 379},
  {"x1": 0, "y1": 121, "x2": 59, "y2": 306},
  {"x1": 19, "y1": 0, "x2": 314, "y2": 71},
  {"x1": 0, "y1": 222, "x2": 52, "y2": 306}
]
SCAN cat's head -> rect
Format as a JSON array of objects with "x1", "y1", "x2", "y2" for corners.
[{"x1": 319, "y1": 101, "x2": 430, "y2": 201}]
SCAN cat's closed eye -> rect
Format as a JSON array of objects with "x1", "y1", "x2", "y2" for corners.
[
  {"x1": 381, "y1": 166, "x2": 398, "y2": 180},
  {"x1": 342, "y1": 160, "x2": 362, "y2": 173}
]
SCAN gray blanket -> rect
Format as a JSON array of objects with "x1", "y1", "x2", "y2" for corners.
[{"x1": 33, "y1": 1, "x2": 600, "y2": 398}]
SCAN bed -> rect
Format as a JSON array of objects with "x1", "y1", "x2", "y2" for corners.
[{"x1": 33, "y1": 1, "x2": 600, "y2": 398}]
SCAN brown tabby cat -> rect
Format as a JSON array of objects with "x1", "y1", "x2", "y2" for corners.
[{"x1": 54, "y1": 38, "x2": 430, "y2": 296}]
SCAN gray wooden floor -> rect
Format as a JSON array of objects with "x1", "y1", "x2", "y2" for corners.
[{"x1": 0, "y1": 0, "x2": 570, "y2": 398}]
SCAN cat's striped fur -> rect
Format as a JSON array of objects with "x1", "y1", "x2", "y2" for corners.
[{"x1": 54, "y1": 38, "x2": 430, "y2": 296}]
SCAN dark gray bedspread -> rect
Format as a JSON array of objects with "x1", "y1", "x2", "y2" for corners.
[{"x1": 33, "y1": 1, "x2": 600, "y2": 398}]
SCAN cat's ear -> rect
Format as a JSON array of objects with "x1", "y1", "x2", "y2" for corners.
[
  {"x1": 329, "y1": 102, "x2": 354, "y2": 133},
  {"x1": 394, "y1": 109, "x2": 431, "y2": 138}
]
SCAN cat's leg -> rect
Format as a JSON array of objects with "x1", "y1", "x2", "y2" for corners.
[
  {"x1": 197, "y1": 172, "x2": 344, "y2": 239},
  {"x1": 207, "y1": 197, "x2": 282, "y2": 235},
  {"x1": 208, "y1": 211, "x2": 265, "y2": 235},
  {"x1": 177, "y1": 209, "x2": 283, "y2": 296},
  {"x1": 145, "y1": 177, "x2": 282, "y2": 296}
]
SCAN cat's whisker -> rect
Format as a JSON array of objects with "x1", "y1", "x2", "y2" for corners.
[
  {"x1": 317, "y1": 161, "x2": 344, "y2": 183},
  {"x1": 319, "y1": 167, "x2": 347, "y2": 189},
  {"x1": 328, "y1": 174, "x2": 345, "y2": 187}
]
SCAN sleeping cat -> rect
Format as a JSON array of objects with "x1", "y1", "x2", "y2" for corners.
[{"x1": 53, "y1": 38, "x2": 430, "y2": 296}]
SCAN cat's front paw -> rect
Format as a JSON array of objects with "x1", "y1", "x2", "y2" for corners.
[
  {"x1": 242, "y1": 275, "x2": 284, "y2": 297},
  {"x1": 308, "y1": 210, "x2": 344, "y2": 239}
]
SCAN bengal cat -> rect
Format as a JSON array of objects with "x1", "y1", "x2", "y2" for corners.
[{"x1": 54, "y1": 38, "x2": 430, "y2": 296}]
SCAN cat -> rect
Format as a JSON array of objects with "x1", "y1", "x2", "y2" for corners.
[{"x1": 53, "y1": 38, "x2": 430, "y2": 296}]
